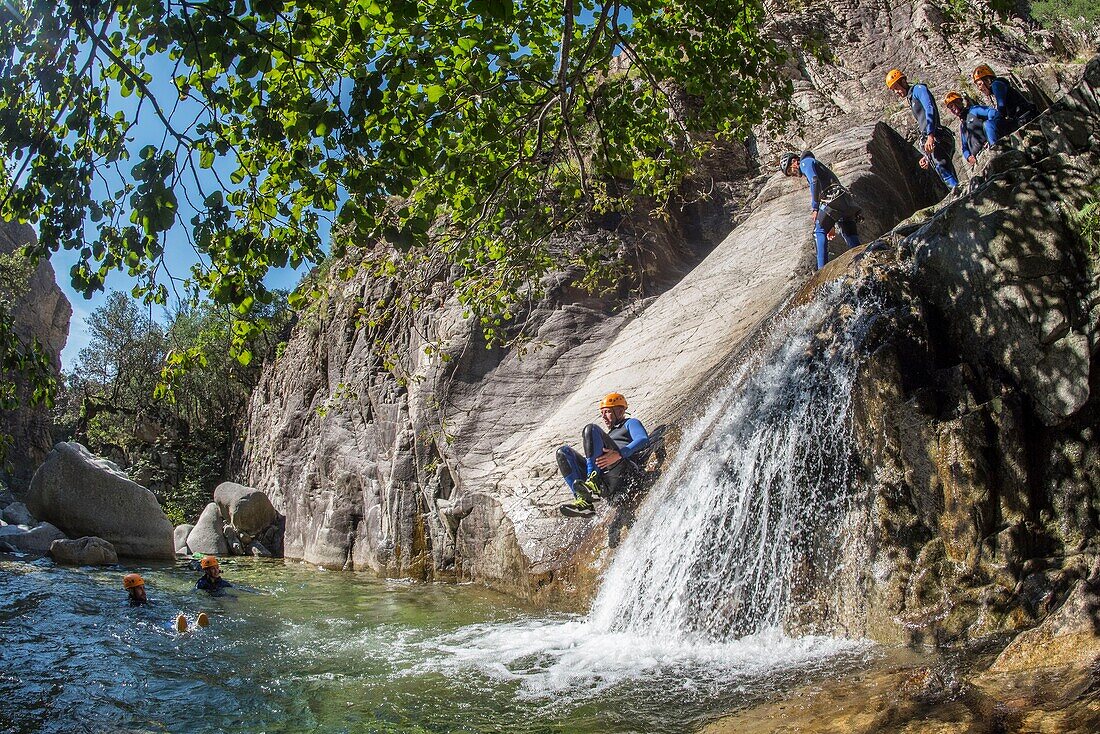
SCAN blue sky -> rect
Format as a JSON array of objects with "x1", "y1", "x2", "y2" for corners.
[{"x1": 47, "y1": 53, "x2": 319, "y2": 371}]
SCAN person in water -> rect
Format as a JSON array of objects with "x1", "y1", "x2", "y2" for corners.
[
  {"x1": 557, "y1": 392, "x2": 650, "y2": 518},
  {"x1": 123, "y1": 573, "x2": 148, "y2": 606},
  {"x1": 196, "y1": 556, "x2": 232, "y2": 595},
  {"x1": 942, "y1": 91, "x2": 1000, "y2": 166},
  {"x1": 781, "y1": 150, "x2": 861, "y2": 270},
  {"x1": 885, "y1": 68, "x2": 959, "y2": 189}
]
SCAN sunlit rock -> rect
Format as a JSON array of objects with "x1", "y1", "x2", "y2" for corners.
[
  {"x1": 213, "y1": 481, "x2": 276, "y2": 536},
  {"x1": 0, "y1": 522, "x2": 67, "y2": 554},
  {"x1": 186, "y1": 502, "x2": 229, "y2": 555},
  {"x1": 48, "y1": 536, "x2": 118, "y2": 566},
  {"x1": 25, "y1": 442, "x2": 173, "y2": 560},
  {"x1": 174, "y1": 524, "x2": 194, "y2": 555}
]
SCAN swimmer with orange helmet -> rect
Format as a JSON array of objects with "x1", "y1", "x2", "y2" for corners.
[
  {"x1": 123, "y1": 573, "x2": 148, "y2": 606},
  {"x1": 196, "y1": 556, "x2": 233, "y2": 595}
]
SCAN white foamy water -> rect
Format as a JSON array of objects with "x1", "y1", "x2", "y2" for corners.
[
  {"x1": 418, "y1": 283, "x2": 875, "y2": 699},
  {"x1": 416, "y1": 616, "x2": 867, "y2": 700}
]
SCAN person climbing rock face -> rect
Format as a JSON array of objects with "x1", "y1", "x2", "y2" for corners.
[
  {"x1": 123, "y1": 573, "x2": 148, "y2": 606},
  {"x1": 885, "y1": 68, "x2": 959, "y2": 189},
  {"x1": 557, "y1": 393, "x2": 650, "y2": 518},
  {"x1": 943, "y1": 91, "x2": 1000, "y2": 167},
  {"x1": 196, "y1": 556, "x2": 233, "y2": 595},
  {"x1": 781, "y1": 150, "x2": 861, "y2": 270},
  {"x1": 972, "y1": 64, "x2": 1037, "y2": 137}
]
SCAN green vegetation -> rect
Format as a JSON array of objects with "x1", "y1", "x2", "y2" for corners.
[
  {"x1": 53, "y1": 290, "x2": 290, "y2": 524},
  {"x1": 0, "y1": 0, "x2": 788, "y2": 366},
  {"x1": 1068, "y1": 191, "x2": 1100, "y2": 261},
  {"x1": 1029, "y1": 0, "x2": 1100, "y2": 31}
]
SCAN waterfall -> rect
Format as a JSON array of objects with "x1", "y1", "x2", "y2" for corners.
[
  {"x1": 589, "y1": 283, "x2": 870, "y2": 641},
  {"x1": 416, "y1": 283, "x2": 876, "y2": 700}
]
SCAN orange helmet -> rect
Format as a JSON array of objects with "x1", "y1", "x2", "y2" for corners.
[
  {"x1": 122, "y1": 573, "x2": 144, "y2": 590},
  {"x1": 943, "y1": 91, "x2": 964, "y2": 107},
  {"x1": 885, "y1": 68, "x2": 906, "y2": 89},
  {"x1": 200, "y1": 555, "x2": 219, "y2": 569},
  {"x1": 599, "y1": 393, "x2": 628, "y2": 410},
  {"x1": 972, "y1": 64, "x2": 995, "y2": 82}
]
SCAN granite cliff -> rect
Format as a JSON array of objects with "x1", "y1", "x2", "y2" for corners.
[{"x1": 242, "y1": 0, "x2": 1092, "y2": 611}]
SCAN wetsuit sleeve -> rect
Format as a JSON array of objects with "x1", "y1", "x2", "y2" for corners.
[
  {"x1": 959, "y1": 121, "x2": 971, "y2": 159},
  {"x1": 990, "y1": 79, "x2": 1009, "y2": 115},
  {"x1": 618, "y1": 418, "x2": 650, "y2": 459},
  {"x1": 973, "y1": 105, "x2": 1000, "y2": 145},
  {"x1": 911, "y1": 85, "x2": 937, "y2": 136},
  {"x1": 799, "y1": 158, "x2": 820, "y2": 211},
  {"x1": 197, "y1": 577, "x2": 210, "y2": 591}
]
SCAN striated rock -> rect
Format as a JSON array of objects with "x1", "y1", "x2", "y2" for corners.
[
  {"x1": 1, "y1": 501, "x2": 35, "y2": 527},
  {"x1": 0, "y1": 522, "x2": 67, "y2": 553},
  {"x1": 174, "y1": 524, "x2": 194, "y2": 555},
  {"x1": 185, "y1": 503, "x2": 228, "y2": 555},
  {"x1": 0, "y1": 221, "x2": 71, "y2": 492},
  {"x1": 238, "y1": 0, "x2": 1083, "y2": 600},
  {"x1": 48, "y1": 536, "x2": 118, "y2": 566},
  {"x1": 242, "y1": 120, "x2": 940, "y2": 595},
  {"x1": 26, "y1": 442, "x2": 174, "y2": 559},
  {"x1": 213, "y1": 482, "x2": 276, "y2": 536}
]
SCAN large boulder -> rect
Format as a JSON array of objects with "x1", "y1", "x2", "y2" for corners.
[
  {"x1": 0, "y1": 522, "x2": 67, "y2": 553},
  {"x1": 25, "y1": 442, "x2": 174, "y2": 559},
  {"x1": 185, "y1": 502, "x2": 229, "y2": 555},
  {"x1": 1, "y1": 501, "x2": 35, "y2": 526},
  {"x1": 174, "y1": 524, "x2": 194, "y2": 554},
  {"x1": 48, "y1": 536, "x2": 118, "y2": 566},
  {"x1": 213, "y1": 481, "x2": 276, "y2": 536}
]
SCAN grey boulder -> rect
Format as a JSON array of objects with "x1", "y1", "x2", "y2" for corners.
[
  {"x1": 174, "y1": 524, "x2": 194, "y2": 554},
  {"x1": 1, "y1": 501, "x2": 35, "y2": 527},
  {"x1": 48, "y1": 536, "x2": 118, "y2": 566},
  {"x1": 213, "y1": 481, "x2": 276, "y2": 536},
  {"x1": 0, "y1": 522, "x2": 67, "y2": 553},
  {"x1": 185, "y1": 503, "x2": 229, "y2": 555},
  {"x1": 25, "y1": 442, "x2": 174, "y2": 559}
]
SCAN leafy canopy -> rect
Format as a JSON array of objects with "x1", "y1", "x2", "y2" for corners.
[{"x1": 0, "y1": 0, "x2": 787, "y2": 351}]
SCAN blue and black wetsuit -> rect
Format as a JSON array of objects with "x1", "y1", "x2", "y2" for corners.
[
  {"x1": 957, "y1": 102, "x2": 1000, "y2": 161},
  {"x1": 907, "y1": 83, "x2": 959, "y2": 187},
  {"x1": 988, "y1": 77, "x2": 1036, "y2": 136},
  {"x1": 557, "y1": 418, "x2": 649, "y2": 499},
  {"x1": 797, "y1": 153, "x2": 861, "y2": 270},
  {"x1": 197, "y1": 575, "x2": 232, "y2": 595}
]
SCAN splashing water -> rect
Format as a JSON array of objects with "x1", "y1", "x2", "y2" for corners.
[
  {"x1": 418, "y1": 283, "x2": 877, "y2": 699},
  {"x1": 590, "y1": 283, "x2": 869, "y2": 640}
]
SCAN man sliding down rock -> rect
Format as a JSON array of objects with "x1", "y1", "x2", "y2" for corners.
[
  {"x1": 781, "y1": 151, "x2": 862, "y2": 270},
  {"x1": 557, "y1": 393, "x2": 650, "y2": 518}
]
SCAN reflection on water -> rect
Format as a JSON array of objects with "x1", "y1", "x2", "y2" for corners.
[{"x1": 1, "y1": 555, "x2": 871, "y2": 734}]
